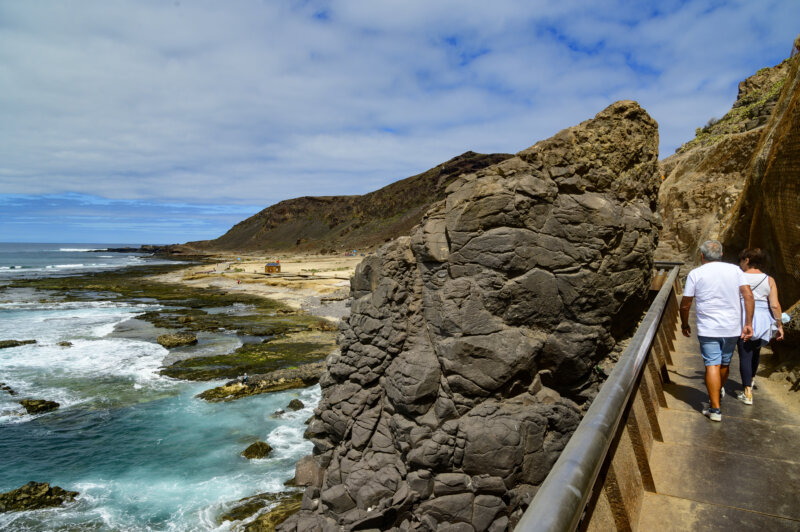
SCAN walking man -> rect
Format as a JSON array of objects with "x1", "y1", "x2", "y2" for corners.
[{"x1": 680, "y1": 240, "x2": 754, "y2": 422}]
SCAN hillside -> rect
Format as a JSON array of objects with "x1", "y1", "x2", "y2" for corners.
[{"x1": 184, "y1": 151, "x2": 513, "y2": 253}]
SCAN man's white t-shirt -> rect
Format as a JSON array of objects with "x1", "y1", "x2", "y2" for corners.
[{"x1": 683, "y1": 261, "x2": 747, "y2": 337}]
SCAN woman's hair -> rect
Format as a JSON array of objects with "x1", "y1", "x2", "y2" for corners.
[{"x1": 739, "y1": 247, "x2": 766, "y2": 269}]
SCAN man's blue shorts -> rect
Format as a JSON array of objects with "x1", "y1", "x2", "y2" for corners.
[{"x1": 698, "y1": 336, "x2": 738, "y2": 366}]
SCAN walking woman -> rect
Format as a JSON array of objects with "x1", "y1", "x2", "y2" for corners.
[{"x1": 737, "y1": 248, "x2": 784, "y2": 405}]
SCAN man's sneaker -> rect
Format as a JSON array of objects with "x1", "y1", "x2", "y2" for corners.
[
  {"x1": 720, "y1": 387, "x2": 726, "y2": 399},
  {"x1": 752, "y1": 378, "x2": 758, "y2": 390},
  {"x1": 703, "y1": 407, "x2": 722, "y2": 422},
  {"x1": 737, "y1": 391, "x2": 753, "y2": 405}
]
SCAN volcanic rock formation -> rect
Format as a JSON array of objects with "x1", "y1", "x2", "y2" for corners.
[
  {"x1": 279, "y1": 100, "x2": 661, "y2": 531},
  {"x1": 720, "y1": 53, "x2": 800, "y2": 307},
  {"x1": 657, "y1": 58, "x2": 792, "y2": 263}
]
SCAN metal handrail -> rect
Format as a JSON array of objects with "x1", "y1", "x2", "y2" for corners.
[{"x1": 516, "y1": 264, "x2": 681, "y2": 531}]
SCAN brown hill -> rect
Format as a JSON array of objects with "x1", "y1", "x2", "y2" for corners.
[{"x1": 184, "y1": 151, "x2": 513, "y2": 253}]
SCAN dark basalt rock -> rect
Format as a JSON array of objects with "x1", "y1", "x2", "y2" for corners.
[
  {"x1": 0, "y1": 339, "x2": 36, "y2": 349},
  {"x1": 19, "y1": 399, "x2": 60, "y2": 415},
  {"x1": 242, "y1": 441, "x2": 273, "y2": 459},
  {"x1": 0, "y1": 382, "x2": 16, "y2": 396},
  {"x1": 0, "y1": 482, "x2": 78, "y2": 512},
  {"x1": 287, "y1": 399, "x2": 305, "y2": 411},
  {"x1": 280, "y1": 101, "x2": 661, "y2": 531},
  {"x1": 156, "y1": 332, "x2": 198, "y2": 348},
  {"x1": 58, "y1": 341, "x2": 73, "y2": 347}
]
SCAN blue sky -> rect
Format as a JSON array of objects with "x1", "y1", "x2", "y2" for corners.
[{"x1": 1, "y1": 0, "x2": 798, "y2": 244}]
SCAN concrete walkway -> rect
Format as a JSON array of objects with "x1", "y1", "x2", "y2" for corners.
[{"x1": 637, "y1": 312, "x2": 800, "y2": 531}]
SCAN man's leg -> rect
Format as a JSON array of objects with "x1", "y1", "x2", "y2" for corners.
[
  {"x1": 705, "y1": 364, "x2": 722, "y2": 409},
  {"x1": 720, "y1": 364, "x2": 730, "y2": 388},
  {"x1": 719, "y1": 337, "x2": 737, "y2": 393}
]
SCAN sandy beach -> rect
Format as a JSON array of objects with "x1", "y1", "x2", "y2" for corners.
[{"x1": 151, "y1": 253, "x2": 365, "y2": 323}]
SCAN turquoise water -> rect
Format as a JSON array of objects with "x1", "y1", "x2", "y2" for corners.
[{"x1": 0, "y1": 245, "x2": 316, "y2": 531}]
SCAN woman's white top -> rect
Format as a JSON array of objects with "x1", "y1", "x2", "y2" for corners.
[
  {"x1": 744, "y1": 272, "x2": 770, "y2": 301},
  {"x1": 741, "y1": 271, "x2": 775, "y2": 344}
]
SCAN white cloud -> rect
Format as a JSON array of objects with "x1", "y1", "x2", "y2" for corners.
[{"x1": 0, "y1": 0, "x2": 798, "y2": 237}]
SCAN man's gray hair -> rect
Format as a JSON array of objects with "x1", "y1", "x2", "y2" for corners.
[{"x1": 700, "y1": 240, "x2": 723, "y2": 261}]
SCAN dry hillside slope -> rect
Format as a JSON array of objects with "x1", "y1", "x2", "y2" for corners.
[{"x1": 185, "y1": 151, "x2": 513, "y2": 253}]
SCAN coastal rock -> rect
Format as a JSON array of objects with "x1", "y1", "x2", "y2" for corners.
[
  {"x1": 156, "y1": 332, "x2": 198, "y2": 348},
  {"x1": 197, "y1": 362, "x2": 326, "y2": 401},
  {"x1": 287, "y1": 399, "x2": 305, "y2": 411},
  {"x1": 19, "y1": 399, "x2": 60, "y2": 415},
  {"x1": 242, "y1": 441, "x2": 273, "y2": 459},
  {"x1": 0, "y1": 339, "x2": 36, "y2": 349},
  {"x1": 0, "y1": 482, "x2": 78, "y2": 512},
  {"x1": 280, "y1": 101, "x2": 660, "y2": 531},
  {"x1": 0, "y1": 383, "x2": 16, "y2": 396},
  {"x1": 58, "y1": 341, "x2": 73, "y2": 347},
  {"x1": 218, "y1": 491, "x2": 303, "y2": 530}
]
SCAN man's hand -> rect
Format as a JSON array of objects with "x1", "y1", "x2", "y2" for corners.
[
  {"x1": 776, "y1": 326, "x2": 784, "y2": 341},
  {"x1": 681, "y1": 324, "x2": 691, "y2": 337},
  {"x1": 741, "y1": 325, "x2": 753, "y2": 341}
]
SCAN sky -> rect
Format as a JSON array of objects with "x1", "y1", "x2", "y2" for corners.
[{"x1": 1, "y1": 1, "x2": 798, "y2": 244}]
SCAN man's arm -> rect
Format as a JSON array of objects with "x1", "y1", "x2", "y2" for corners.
[
  {"x1": 680, "y1": 296, "x2": 693, "y2": 337},
  {"x1": 740, "y1": 285, "x2": 754, "y2": 340}
]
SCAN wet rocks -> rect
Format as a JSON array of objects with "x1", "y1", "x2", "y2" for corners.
[
  {"x1": 0, "y1": 339, "x2": 36, "y2": 349},
  {"x1": 161, "y1": 331, "x2": 336, "y2": 381},
  {"x1": 19, "y1": 399, "x2": 60, "y2": 415},
  {"x1": 218, "y1": 491, "x2": 302, "y2": 526},
  {"x1": 58, "y1": 341, "x2": 73, "y2": 347},
  {"x1": 280, "y1": 101, "x2": 661, "y2": 531},
  {"x1": 242, "y1": 441, "x2": 273, "y2": 459},
  {"x1": 287, "y1": 399, "x2": 305, "y2": 411},
  {"x1": 197, "y1": 362, "x2": 326, "y2": 401},
  {"x1": 0, "y1": 383, "x2": 16, "y2": 396},
  {"x1": 156, "y1": 332, "x2": 198, "y2": 348},
  {"x1": 0, "y1": 482, "x2": 78, "y2": 512}
]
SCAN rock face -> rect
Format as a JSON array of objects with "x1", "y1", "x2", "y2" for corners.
[
  {"x1": 720, "y1": 53, "x2": 800, "y2": 307},
  {"x1": 156, "y1": 332, "x2": 198, "y2": 348},
  {"x1": 19, "y1": 399, "x2": 60, "y2": 415},
  {"x1": 657, "y1": 59, "x2": 792, "y2": 263},
  {"x1": 0, "y1": 482, "x2": 78, "y2": 512},
  {"x1": 280, "y1": 101, "x2": 661, "y2": 531},
  {"x1": 242, "y1": 441, "x2": 273, "y2": 459}
]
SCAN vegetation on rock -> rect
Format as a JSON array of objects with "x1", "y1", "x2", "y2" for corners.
[
  {"x1": 0, "y1": 340, "x2": 36, "y2": 349},
  {"x1": 0, "y1": 482, "x2": 78, "y2": 512},
  {"x1": 19, "y1": 399, "x2": 60, "y2": 415}
]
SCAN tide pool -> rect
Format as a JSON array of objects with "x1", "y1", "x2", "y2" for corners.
[{"x1": 0, "y1": 287, "x2": 315, "y2": 531}]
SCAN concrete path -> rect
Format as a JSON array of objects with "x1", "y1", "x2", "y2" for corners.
[{"x1": 637, "y1": 312, "x2": 800, "y2": 531}]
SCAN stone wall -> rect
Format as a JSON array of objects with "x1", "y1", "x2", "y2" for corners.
[{"x1": 280, "y1": 101, "x2": 661, "y2": 531}]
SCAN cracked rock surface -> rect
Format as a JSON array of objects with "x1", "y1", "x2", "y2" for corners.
[{"x1": 280, "y1": 101, "x2": 661, "y2": 531}]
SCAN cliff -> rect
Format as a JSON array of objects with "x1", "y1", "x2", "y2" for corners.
[
  {"x1": 280, "y1": 101, "x2": 661, "y2": 531},
  {"x1": 656, "y1": 59, "x2": 792, "y2": 263},
  {"x1": 720, "y1": 50, "x2": 800, "y2": 328},
  {"x1": 184, "y1": 152, "x2": 513, "y2": 253}
]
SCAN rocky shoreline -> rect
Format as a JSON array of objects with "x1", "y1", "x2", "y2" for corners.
[{"x1": 2, "y1": 257, "x2": 353, "y2": 527}]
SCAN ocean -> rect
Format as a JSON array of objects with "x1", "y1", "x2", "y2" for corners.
[{"x1": 0, "y1": 243, "x2": 315, "y2": 531}]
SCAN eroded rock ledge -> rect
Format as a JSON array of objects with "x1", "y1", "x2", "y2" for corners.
[{"x1": 280, "y1": 101, "x2": 661, "y2": 531}]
